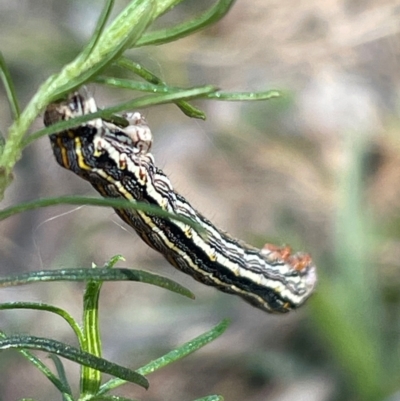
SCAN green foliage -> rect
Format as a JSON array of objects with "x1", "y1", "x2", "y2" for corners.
[
  {"x1": 0, "y1": 0, "x2": 279, "y2": 400},
  {"x1": 0, "y1": 255, "x2": 229, "y2": 399},
  {"x1": 1, "y1": 0, "x2": 398, "y2": 400},
  {"x1": 0, "y1": 0, "x2": 277, "y2": 200}
]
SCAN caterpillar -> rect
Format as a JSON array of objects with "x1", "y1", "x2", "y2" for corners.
[{"x1": 43, "y1": 90, "x2": 316, "y2": 313}]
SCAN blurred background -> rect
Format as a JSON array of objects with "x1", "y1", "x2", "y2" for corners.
[{"x1": 1, "y1": 0, "x2": 400, "y2": 400}]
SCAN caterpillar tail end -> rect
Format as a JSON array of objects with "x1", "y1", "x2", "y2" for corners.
[{"x1": 262, "y1": 243, "x2": 317, "y2": 311}]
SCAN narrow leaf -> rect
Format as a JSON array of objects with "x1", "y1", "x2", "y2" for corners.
[
  {"x1": 0, "y1": 331, "x2": 74, "y2": 400},
  {"x1": 104, "y1": 255, "x2": 125, "y2": 268},
  {"x1": 46, "y1": 0, "x2": 155, "y2": 101},
  {"x1": 116, "y1": 58, "x2": 207, "y2": 119},
  {"x1": 96, "y1": 76, "x2": 208, "y2": 119},
  {"x1": 0, "y1": 268, "x2": 195, "y2": 299},
  {"x1": 48, "y1": 354, "x2": 74, "y2": 400},
  {"x1": 0, "y1": 51, "x2": 20, "y2": 120},
  {"x1": 0, "y1": 196, "x2": 205, "y2": 234},
  {"x1": 0, "y1": 302, "x2": 83, "y2": 342},
  {"x1": 98, "y1": 319, "x2": 230, "y2": 395},
  {"x1": 23, "y1": 85, "x2": 215, "y2": 147},
  {"x1": 208, "y1": 90, "x2": 280, "y2": 101},
  {"x1": 136, "y1": 0, "x2": 236, "y2": 47},
  {"x1": 82, "y1": 0, "x2": 116, "y2": 61},
  {"x1": 0, "y1": 335, "x2": 149, "y2": 389}
]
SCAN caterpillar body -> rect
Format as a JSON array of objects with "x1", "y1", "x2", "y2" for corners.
[{"x1": 44, "y1": 91, "x2": 316, "y2": 313}]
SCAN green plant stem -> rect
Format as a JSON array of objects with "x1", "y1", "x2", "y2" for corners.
[
  {"x1": 0, "y1": 0, "x2": 187, "y2": 200},
  {"x1": 81, "y1": 278, "x2": 103, "y2": 395}
]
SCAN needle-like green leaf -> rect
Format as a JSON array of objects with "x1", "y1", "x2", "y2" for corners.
[
  {"x1": 0, "y1": 302, "x2": 83, "y2": 342},
  {"x1": 22, "y1": 85, "x2": 215, "y2": 147},
  {"x1": 136, "y1": 0, "x2": 236, "y2": 47},
  {"x1": 0, "y1": 267, "x2": 195, "y2": 299},
  {"x1": 97, "y1": 319, "x2": 230, "y2": 395},
  {"x1": 0, "y1": 51, "x2": 20, "y2": 120},
  {"x1": 0, "y1": 335, "x2": 149, "y2": 389},
  {"x1": 0, "y1": 331, "x2": 74, "y2": 401},
  {"x1": 0, "y1": 196, "x2": 205, "y2": 236}
]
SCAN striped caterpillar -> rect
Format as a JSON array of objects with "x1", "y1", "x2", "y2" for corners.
[{"x1": 43, "y1": 90, "x2": 316, "y2": 313}]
